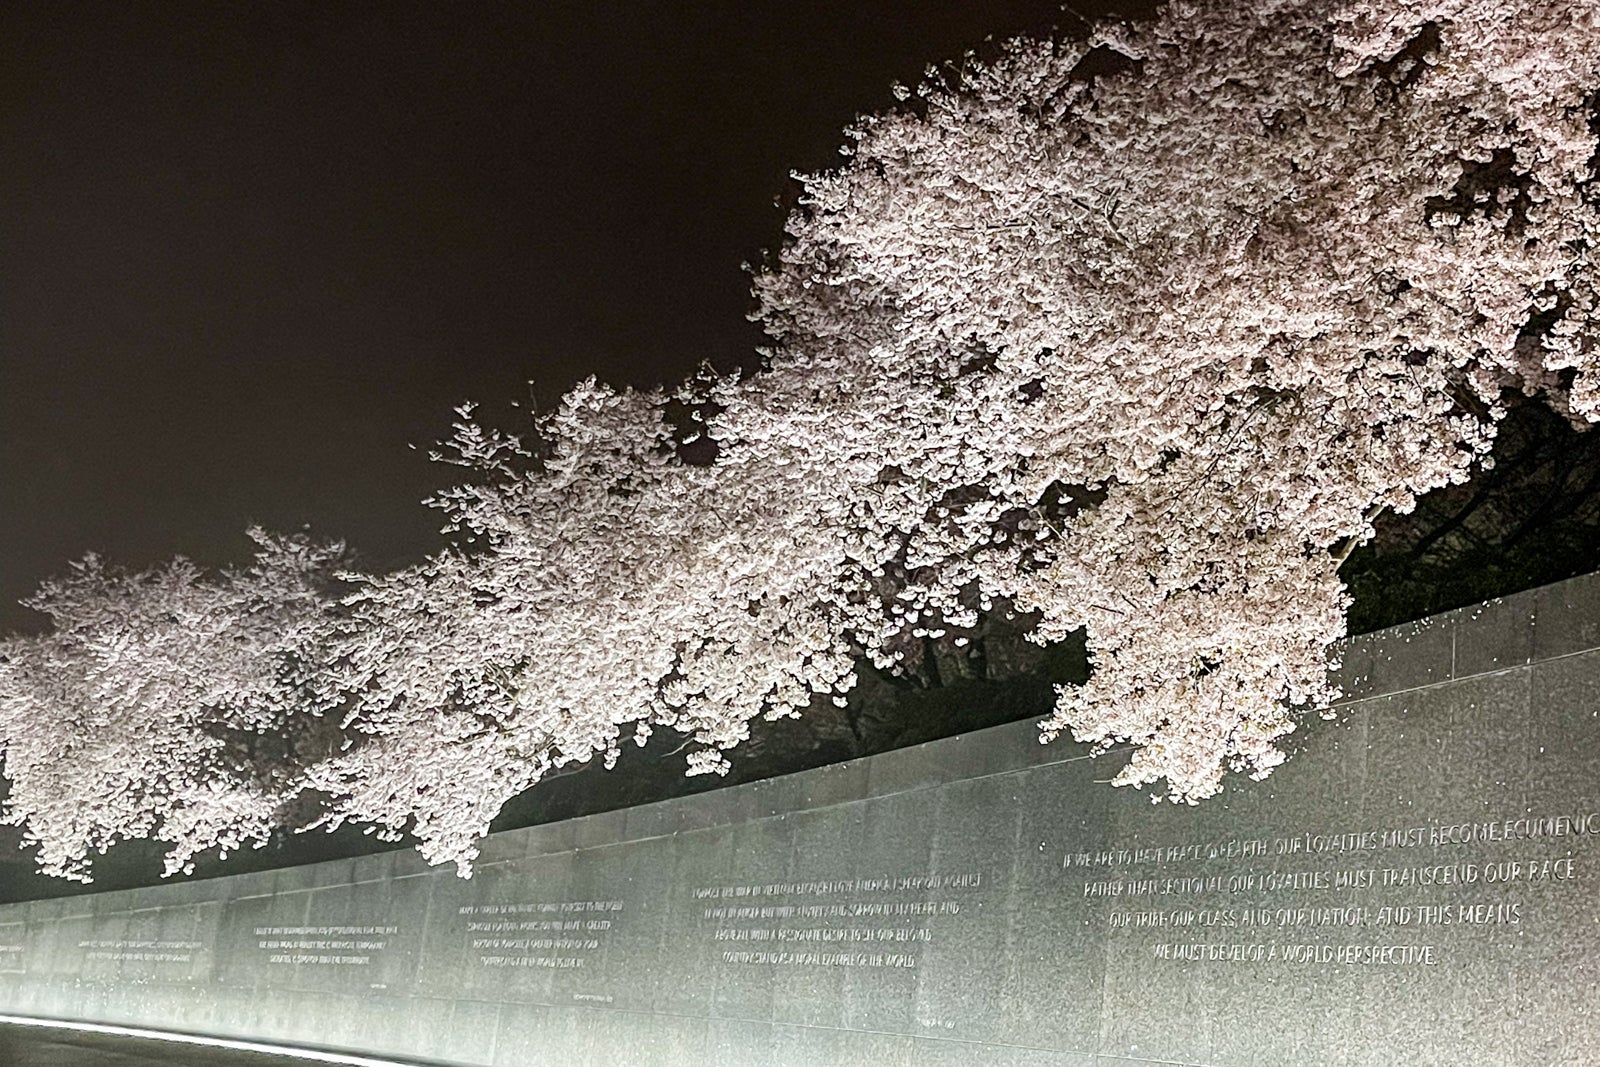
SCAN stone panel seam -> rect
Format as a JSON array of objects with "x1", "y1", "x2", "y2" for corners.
[{"x1": 1330, "y1": 643, "x2": 1591, "y2": 708}]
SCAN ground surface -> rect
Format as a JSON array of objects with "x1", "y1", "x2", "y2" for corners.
[{"x1": 0, "y1": 1022, "x2": 434, "y2": 1067}]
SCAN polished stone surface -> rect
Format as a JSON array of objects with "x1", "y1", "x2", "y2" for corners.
[{"x1": 1, "y1": 575, "x2": 1598, "y2": 1065}]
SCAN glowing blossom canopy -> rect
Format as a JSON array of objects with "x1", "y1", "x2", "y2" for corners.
[{"x1": 2, "y1": 0, "x2": 1598, "y2": 879}]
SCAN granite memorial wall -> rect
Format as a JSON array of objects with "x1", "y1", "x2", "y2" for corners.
[{"x1": 0, "y1": 573, "x2": 1598, "y2": 1065}]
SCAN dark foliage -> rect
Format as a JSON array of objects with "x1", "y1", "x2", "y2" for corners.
[{"x1": 1343, "y1": 399, "x2": 1600, "y2": 634}]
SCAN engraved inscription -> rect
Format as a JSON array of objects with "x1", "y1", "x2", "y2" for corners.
[
  {"x1": 253, "y1": 923, "x2": 400, "y2": 967},
  {"x1": 0, "y1": 923, "x2": 24, "y2": 974},
  {"x1": 693, "y1": 871, "x2": 983, "y2": 969},
  {"x1": 80, "y1": 937, "x2": 204, "y2": 964},
  {"x1": 1060, "y1": 810, "x2": 1597, "y2": 969},
  {"x1": 457, "y1": 899, "x2": 625, "y2": 970}
]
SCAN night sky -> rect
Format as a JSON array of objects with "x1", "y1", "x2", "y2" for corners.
[{"x1": 1, "y1": 2, "x2": 1136, "y2": 634}]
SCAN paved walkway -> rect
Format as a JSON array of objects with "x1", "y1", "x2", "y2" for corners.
[{"x1": 0, "y1": 1021, "x2": 432, "y2": 1067}]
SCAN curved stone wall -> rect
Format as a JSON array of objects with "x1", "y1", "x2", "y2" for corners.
[{"x1": 0, "y1": 573, "x2": 1597, "y2": 1065}]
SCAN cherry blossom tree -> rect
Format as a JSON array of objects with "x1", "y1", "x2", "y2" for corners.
[
  {"x1": 3, "y1": 0, "x2": 1598, "y2": 879},
  {"x1": 742, "y1": 0, "x2": 1600, "y2": 799},
  {"x1": 309, "y1": 394, "x2": 867, "y2": 873},
  {"x1": 0, "y1": 532, "x2": 351, "y2": 880}
]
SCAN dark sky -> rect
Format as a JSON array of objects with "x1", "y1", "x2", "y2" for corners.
[{"x1": 1, "y1": 1, "x2": 1132, "y2": 634}]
